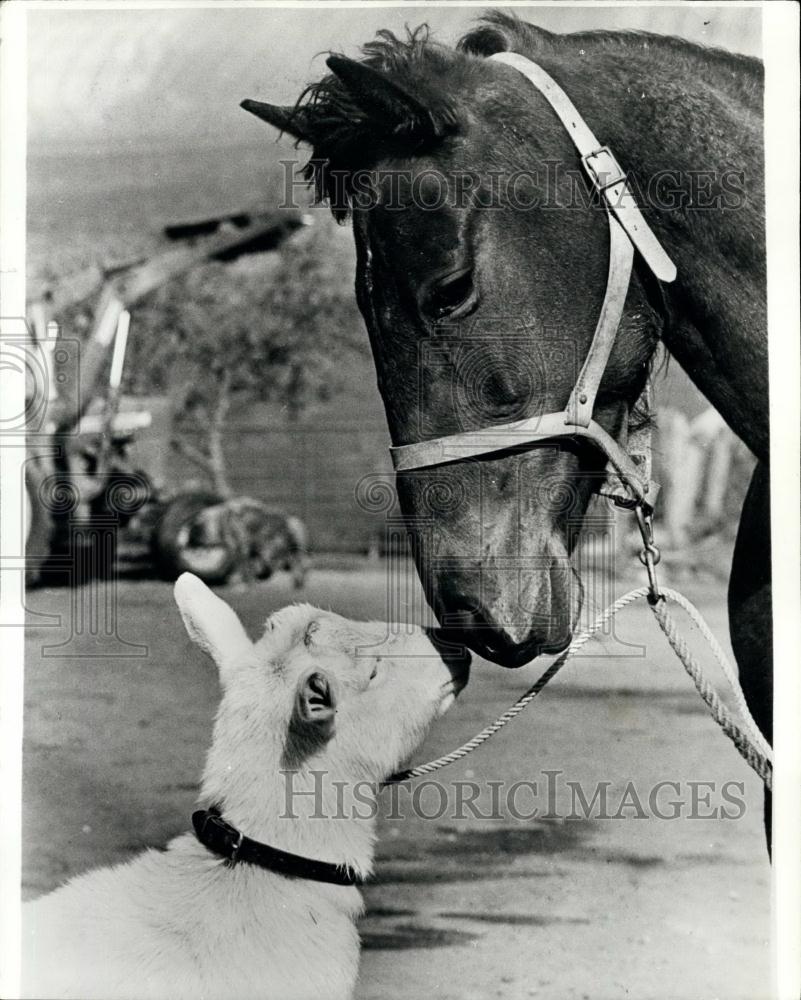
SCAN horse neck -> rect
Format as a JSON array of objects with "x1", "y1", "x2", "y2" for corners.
[{"x1": 528, "y1": 37, "x2": 767, "y2": 459}]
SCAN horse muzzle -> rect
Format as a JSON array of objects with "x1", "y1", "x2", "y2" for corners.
[{"x1": 431, "y1": 557, "x2": 580, "y2": 667}]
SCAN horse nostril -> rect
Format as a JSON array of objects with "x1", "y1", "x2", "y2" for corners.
[
  {"x1": 439, "y1": 606, "x2": 478, "y2": 633},
  {"x1": 438, "y1": 602, "x2": 496, "y2": 638},
  {"x1": 435, "y1": 604, "x2": 548, "y2": 667},
  {"x1": 432, "y1": 581, "x2": 543, "y2": 665}
]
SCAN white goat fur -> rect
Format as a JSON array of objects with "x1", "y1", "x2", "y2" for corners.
[{"x1": 22, "y1": 573, "x2": 467, "y2": 1000}]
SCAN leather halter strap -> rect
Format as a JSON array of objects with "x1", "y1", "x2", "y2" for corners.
[
  {"x1": 388, "y1": 53, "x2": 677, "y2": 511},
  {"x1": 492, "y1": 53, "x2": 676, "y2": 285},
  {"x1": 391, "y1": 410, "x2": 654, "y2": 506}
]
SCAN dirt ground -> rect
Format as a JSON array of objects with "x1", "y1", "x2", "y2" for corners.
[{"x1": 23, "y1": 566, "x2": 770, "y2": 1000}]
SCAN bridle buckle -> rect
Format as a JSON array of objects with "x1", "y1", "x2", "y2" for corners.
[{"x1": 582, "y1": 146, "x2": 627, "y2": 193}]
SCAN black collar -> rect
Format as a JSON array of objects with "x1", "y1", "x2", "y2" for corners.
[{"x1": 191, "y1": 807, "x2": 364, "y2": 887}]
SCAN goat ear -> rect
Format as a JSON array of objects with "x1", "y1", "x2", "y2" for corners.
[
  {"x1": 325, "y1": 55, "x2": 441, "y2": 138},
  {"x1": 240, "y1": 100, "x2": 320, "y2": 145},
  {"x1": 293, "y1": 669, "x2": 337, "y2": 738},
  {"x1": 174, "y1": 573, "x2": 252, "y2": 682}
]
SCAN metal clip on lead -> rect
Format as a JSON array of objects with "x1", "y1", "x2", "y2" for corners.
[{"x1": 635, "y1": 505, "x2": 662, "y2": 604}]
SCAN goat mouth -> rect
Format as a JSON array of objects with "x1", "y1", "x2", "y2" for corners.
[
  {"x1": 436, "y1": 688, "x2": 459, "y2": 718},
  {"x1": 454, "y1": 671, "x2": 469, "y2": 693},
  {"x1": 441, "y1": 673, "x2": 469, "y2": 698}
]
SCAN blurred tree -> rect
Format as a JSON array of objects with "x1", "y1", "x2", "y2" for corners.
[{"x1": 123, "y1": 219, "x2": 365, "y2": 496}]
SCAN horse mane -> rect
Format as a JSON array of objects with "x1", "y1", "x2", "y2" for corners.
[
  {"x1": 460, "y1": 10, "x2": 762, "y2": 78},
  {"x1": 291, "y1": 12, "x2": 762, "y2": 218}
]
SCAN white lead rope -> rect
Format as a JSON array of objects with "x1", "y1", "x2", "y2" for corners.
[{"x1": 386, "y1": 586, "x2": 773, "y2": 789}]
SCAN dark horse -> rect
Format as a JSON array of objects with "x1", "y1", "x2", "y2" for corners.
[{"x1": 244, "y1": 12, "x2": 770, "y2": 802}]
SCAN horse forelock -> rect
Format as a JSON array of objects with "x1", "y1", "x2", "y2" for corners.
[
  {"x1": 292, "y1": 18, "x2": 544, "y2": 217},
  {"x1": 294, "y1": 25, "x2": 470, "y2": 218}
]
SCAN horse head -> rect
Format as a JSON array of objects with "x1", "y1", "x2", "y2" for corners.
[{"x1": 244, "y1": 17, "x2": 667, "y2": 666}]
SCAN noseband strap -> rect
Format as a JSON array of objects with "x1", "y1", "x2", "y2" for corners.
[
  {"x1": 390, "y1": 409, "x2": 654, "y2": 506},
  {"x1": 388, "y1": 52, "x2": 677, "y2": 512}
]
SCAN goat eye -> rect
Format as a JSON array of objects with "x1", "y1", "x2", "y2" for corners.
[{"x1": 422, "y1": 267, "x2": 476, "y2": 320}]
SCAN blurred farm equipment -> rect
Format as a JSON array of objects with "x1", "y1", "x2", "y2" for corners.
[{"x1": 26, "y1": 207, "x2": 310, "y2": 587}]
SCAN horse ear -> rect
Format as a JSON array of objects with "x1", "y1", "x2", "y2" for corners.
[
  {"x1": 457, "y1": 24, "x2": 512, "y2": 56},
  {"x1": 458, "y1": 16, "x2": 555, "y2": 57},
  {"x1": 325, "y1": 55, "x2": 443, "y2": 138},
  {"x1": 240, "y1": 99, "x2": 320, "y2": 145}
]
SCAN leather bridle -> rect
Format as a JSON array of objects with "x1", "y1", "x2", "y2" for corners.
[{"x1": 389, "y1": 52, "x2": 677, "y2": 517}]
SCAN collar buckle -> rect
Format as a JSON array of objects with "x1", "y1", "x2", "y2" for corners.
[{"x1": 193, "y1": 808, "x2": 245, "y2": 863}]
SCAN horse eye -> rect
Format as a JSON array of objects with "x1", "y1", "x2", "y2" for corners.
[{"x1": 423, "y1": 268, "x2": 476, "y2": 320}]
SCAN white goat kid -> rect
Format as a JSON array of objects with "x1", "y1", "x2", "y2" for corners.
[{"x1": 22, "y1": 573, "x2": 469, "y2": 1000}]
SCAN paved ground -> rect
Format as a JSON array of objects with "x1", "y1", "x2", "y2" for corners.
[{"x1": 23, "y1": 566, "x2": 770, "y2": 999}]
